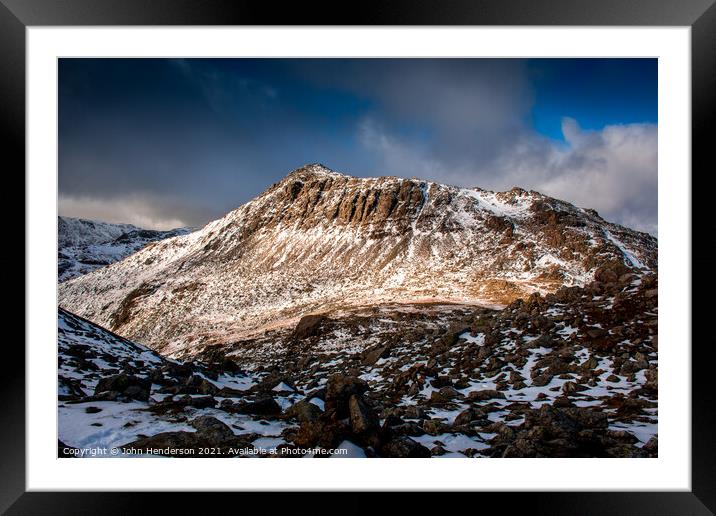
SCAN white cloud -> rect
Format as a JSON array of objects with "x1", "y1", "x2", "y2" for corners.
[
  {"x1": 59, "y1": 195, "x2": 190, "y2": 230},
  {"x1": 359, "y1": 117, "x2": 657, "y2": 235}
]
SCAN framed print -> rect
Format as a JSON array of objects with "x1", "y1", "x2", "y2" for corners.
[{"x1": 5, "y1": 0, "x2": 715, "y2": 513}]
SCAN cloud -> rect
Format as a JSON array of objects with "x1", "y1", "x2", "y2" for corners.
[
  {"x1": 360, "y1": 117, "x2": 657, "y2": 235},
  {"x1": 306, "y1": 59, "x2": 534, "y2": 166},
  {"x1": 59, "y1": 194, "x2": 204, "y2": 230},
  {"x1": 58, "y1": 59, "x2": 656, "y2": 235}
]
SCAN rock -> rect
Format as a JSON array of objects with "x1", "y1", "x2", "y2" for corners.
[
  {"x1": 586, "y1": 327, "x2": 609, "y2": 339},
  {"x1": 325, "y1": 374, "x2": 369, "y2": 418},
  {"x1": 594, "y1": 263, "x2": 630, "y2": 284},
  {"x1": 403, "y1": 405, "x2": 427, "y2": 419},
  {"x1": 380, "y1": 436, "x2": 431, "y2": 458},
  {"x1": 438, "y1": 386, "x2": 461, "y2": 399},
  {"x1": 530, "y1": 374, "x2": 552, "y2": 387},
  {"x1": 362, "y1": 344, "x2": 389, "y2": 366},
  {"x1": 429, "y1": 391, "x2": 449, "y2": 405},
  {"x1": 285, "y1": 399, "x2": 322, "y2": 423},
  {"x1": 430, "y1": 444, "x2": 448, "y2": 456},
  {"x1": 121, "y1": 431, "x2": 251, "y2": 457},
  {"x1": 237, "y1": 395, "x2": 282, "y2": 416},
  {"x1": 615, "y1": 397, "x2": 649, "y2": 417},
  {"x1": 294, "y1": 314, "x2": 326, "y2": 339},
  {"x1": 430, "y1": 376, "x2": 452, "y2": 388},
  {"x1": 500, "y1": 405, "x2": 610, "y2": 458},
  {"x1": 148, "y1": 397, "x2": 191, "y2": 415},
  {"x1": 562, "y1": 381, "x2": 588, "y2": 395},
  {"x1": 383, "y1": 420, "x2": 426, "y2": 438},
  {"x1": 642, "y1": 437, "x2": 658, "y2": 454},
  {"x1": 184, "y1": 375, "x2": 219, "y2": 395},
  {"x1": 210, "y1": 358, "x2": 241, "y2": 374},
  {"x1": 467, "y1": 389, "x2": 505, "y2": 401},
  {"x1": 148, "y1": 369, "x2": 169, "y2": 385},
  {"x1": 607, "y1": 430, "x2": 639, "y2": 444},
  {"x1": 216, "y1": 386, "x2": 248, "y2": 398},
  {"x1": 292, "y1": 418, "x2": 348, "y2": 449},
  {"x1": 581, "y1": 356, "x2": 599, "y2": 370},
  {"x1": 189, "y1": 416, "x2": 236, "y2": 442},
  {"x1": 552, "y1": 396, "x2": 574, "y2": 408},
  {"x1": 84, "y1": 406, "x2": 102, "y2": 414},
  {"x1": 618, "y1": 272, "x2": 637, "y2": 284},
  {"x1": 453, "y1": 408, "x2": 484, "y2": 427},
  {"x1": 122, "y1": 432, "x2": 200, "y2": 455},
  {"x1": 644, "y1": 369, "x2": 658, "y2": 391},
  {"x1": 422, "y1": 419, "x2": 449, "y2": 435},
  {"x1": 348, "y1": 394, "x2": 379, "y2": 435},
  {"x1": 94, "y1": 373, "x2": 151, "y2": 401},
  {"x1": 121, "y1": 415, "x2": 254, "y2": 457},
  {"x1": 189, "y1": 395, "x2": 217, "y2": 409},
  {"x1": 124, "y1": 385, "x2": 149, "y2": 400},
  {"x1": 163, "y1": 362, "x2": 193, "y2": 380}
]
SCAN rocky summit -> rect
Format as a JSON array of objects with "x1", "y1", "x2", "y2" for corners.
[{"x1": 58, "y1": 164, "x2": 656, "y2": 357}]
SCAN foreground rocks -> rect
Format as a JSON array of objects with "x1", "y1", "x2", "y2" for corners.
[
  {"x1": 59, "y1": 269, "x2": 658, "y2": 458},
  {"x1": 121, "y1": 416, "x2": 257, "y2": 457},
  {"x1": 284, "y1": 374, "x2": 430, "y2": 457}
]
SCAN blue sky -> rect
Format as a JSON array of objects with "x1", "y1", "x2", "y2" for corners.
[
  {"x1": 528, "y1": 59, "x2": 657, "y2": 140},
  {"x1": 59, "y1": 58, "x2": 657, "y2": 233}
]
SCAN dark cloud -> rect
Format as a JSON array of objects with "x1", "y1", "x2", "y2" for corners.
[{"x1": 58, "y1": 58, "x2": 657, "y2": 234}]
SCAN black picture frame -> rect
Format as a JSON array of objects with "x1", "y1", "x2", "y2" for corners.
[{"x1": 5, "y1": 0, "x2": 714, "y2": 513}]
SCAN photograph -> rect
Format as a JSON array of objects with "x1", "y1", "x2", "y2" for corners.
[{"x1": 56, "y1": 57, "x2": 658, "y2": 459}]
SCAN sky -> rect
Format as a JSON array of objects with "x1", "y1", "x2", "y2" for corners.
[{"x1": 58, "y1": 58, "x2": 657, "y2": 234}]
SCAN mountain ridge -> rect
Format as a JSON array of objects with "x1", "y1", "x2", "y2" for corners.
[
  {"x1": 58, "y1": 164, "x2": 657, "y2": 356},
  {"x1": 58, "y1": 216, "x2": 193, "y2": 282}
]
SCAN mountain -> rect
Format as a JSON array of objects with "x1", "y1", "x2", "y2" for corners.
[
  {"x1": 58, "y1": 216, "x2": 192, "y2": 282},
  {"x1": 58, "y1": 164, "x2": 657, "y2": 357}
]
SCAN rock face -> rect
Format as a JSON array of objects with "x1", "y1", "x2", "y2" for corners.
[{"x1": 58, "y1": 164, "x2": 657, "y2": 357}]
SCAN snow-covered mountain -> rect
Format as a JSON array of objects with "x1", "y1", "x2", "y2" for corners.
[
  {"x1": 58, "y1": 216, "x2": 192, "y2": 282},
  {"x1": 58, "y1": 164, "x2": 657, "y2": 356}
]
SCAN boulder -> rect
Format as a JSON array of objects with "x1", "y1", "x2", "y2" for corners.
[
  {"x1": 325, "y1": 374, "x2": 369, "y2": 418},
  {"x1": 467, "y1": 389, "x2": 506, "y2": 401},
  {"x1": 237, "y1": 395, "x2": 282, "y2": 416},
  {"x1": 294, "y1": 314, "x2": 326, "y2": 340},
  {"x1": 348, "y1": 394, "x2": 379, "y2": 435},
  {"x1": 189, "y1": 415, "x2": 235, "y2": 443},
  {"x1": 285, "y1": 399, "x2": 322, "y2": 423},
  {"x1": 94, "y1": 373, "x2": 151, "y2": 402},
  {"x1": 362, "y1": 344, "x2": 390, "y2": 366}
]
